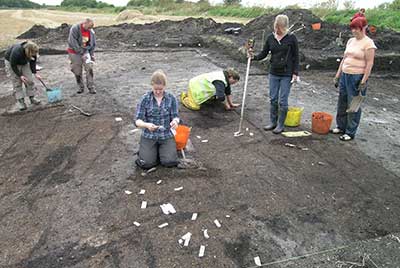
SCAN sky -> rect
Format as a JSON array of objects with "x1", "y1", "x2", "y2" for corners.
[{"x1": 31, "y1": 0, "x2": 393, "y2": 9}]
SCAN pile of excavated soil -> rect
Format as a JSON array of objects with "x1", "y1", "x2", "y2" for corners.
[
  {"x1": 115, "y1": 9, "x2": 143, "y2": 21},
  {"x1": 11, "y1": 9, "x2": 400, "y2": 71}
]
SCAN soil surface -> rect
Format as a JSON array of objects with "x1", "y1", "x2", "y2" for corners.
[
  {"x1": 6, "y1": 9, "x2": 400, "y2": 72},
  {"x1": 1, "y1": 9, "x2": 400, "y2": 268}
]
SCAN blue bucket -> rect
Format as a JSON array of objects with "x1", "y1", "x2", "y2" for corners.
[{"x1": 46, "y1": 88, "x2": 62, "y2": 103}]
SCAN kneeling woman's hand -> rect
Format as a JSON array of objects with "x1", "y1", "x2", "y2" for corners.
[
  {"x1": 146, "y1": 123, "x2": 159, "y2": 132},
  {"x1": 170, "y1": 118, "x2": 179, "y2": 130}
]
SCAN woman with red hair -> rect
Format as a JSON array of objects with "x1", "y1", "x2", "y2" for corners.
[{"x1": 332, "y1": 17, "x2": 376, "y2": 141}]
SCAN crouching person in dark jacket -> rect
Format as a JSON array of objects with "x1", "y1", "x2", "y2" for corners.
[
  {"x1": 4, "y1": 41, "x2": 42, "y2": 111},
  {"x1": 249, "y1": 14, "x2": 300, "y2": 134},
  {"x1": 135, "y1": 70, "x2": 180, "y2": 170}
]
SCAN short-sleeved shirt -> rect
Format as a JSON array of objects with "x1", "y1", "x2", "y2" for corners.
[
  {"x1": 342, "y1": 36, "x2": 377, "y2": 75},
  {"x1": 135, "y1": 91, "x2": 179, "y2": 140}
]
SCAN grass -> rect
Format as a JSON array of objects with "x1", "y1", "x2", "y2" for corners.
[{"x1": 324, "y1": 9, "x2": 400, "y2": 31}]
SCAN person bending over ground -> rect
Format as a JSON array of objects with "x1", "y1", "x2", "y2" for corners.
[
  {"x1": 4, "y1": 41, "x2": 42, "y2": 111},
  {"x1": 332, "y1": 17, "x2": 376, "y2": 141},
  {"x1": 67, "y1": 18, "x2": 96, "y2": 94},
  {"x1": 248, "y1": 14, "x2": 299, "y2": 134},
  {"x1": 135, "y1": 70, "x2": 180, "y2": 169},
  {"x1": 180, "y1": 68, "x2": 240, "y2": 111}
]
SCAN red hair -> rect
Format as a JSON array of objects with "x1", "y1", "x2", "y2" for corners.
[{"x1": 350, "y1": 17, "x2": 367, "y2": 30}]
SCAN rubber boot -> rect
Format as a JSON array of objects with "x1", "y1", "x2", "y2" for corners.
[
  {"x1": 263, "y1": 102, "x2": 278, "y2": 131},
  {"x1": 18, "y1": 98, "x2": 27, "y2": 111},
  {"x1": 273, "y1": 108, "x2": 288, "y2": 134},
  {"x1": 29, "y1": 96, "x2": 41, "y2": 105}
]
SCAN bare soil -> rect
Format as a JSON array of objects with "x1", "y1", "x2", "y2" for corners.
[{"x1": 1, "y1": 9, "x2": 400, "y2": 268}]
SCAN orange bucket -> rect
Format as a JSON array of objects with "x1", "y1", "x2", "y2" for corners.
[
  {"x1": 175, "y1": 125, "x2": 191, "y2": 150},
  {"x1": 312, "y1": 23, "x2": 321, "y2": 30},
  {"x1": 369, "y1": 25, "x2": 377, "y2": 34},
  {"x1": 312, "y1": 112, "x2": 333, "y2": 135}
]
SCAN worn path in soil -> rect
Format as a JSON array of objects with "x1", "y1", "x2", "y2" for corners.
[{"x1": 0, "y1": 50, "x2": 399, "y2": 268}]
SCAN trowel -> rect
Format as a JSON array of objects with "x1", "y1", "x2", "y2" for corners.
[{"x1": 347, "y1": 91, "x2": 365, "y2": 113}]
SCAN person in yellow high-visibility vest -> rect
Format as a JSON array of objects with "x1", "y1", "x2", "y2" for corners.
[{"x1": 180, "y1": 68, "x2": 240, "y2": 111}]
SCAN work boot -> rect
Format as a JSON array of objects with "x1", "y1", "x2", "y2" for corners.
[
  {"x1": 18, "y1": 98, "x2": 27, "y2": 111},
  {"x1": 273, "y1": 108, "x2": 288, "y2": 134},
  {"x1": 88, "y1": 88, "x2": 96, "y2": 94},
  {"x1": 29, "y1": 96, "x2": 41, "y2": 105},
  {"x1": 263, "y1": 102, "x2": 278, "y2": 131}
]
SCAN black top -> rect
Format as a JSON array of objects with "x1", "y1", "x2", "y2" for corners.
[
  {"x1": 212, "y1": 70, "x2": 231, "y2": 102},
  {"x1": 5, "y1": 42, "x2": 37, "y2": 77},
  {"x1": 254, "y1": 33, "x2": 299, "y2": 77}
]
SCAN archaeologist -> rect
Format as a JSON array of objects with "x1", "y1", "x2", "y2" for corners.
[
  {"x1": 248, "y1": 14, "x2": 299, "y2": 134},
  {"x1": 332, "y1": 17, "x2": 376, "y2": 141},
  {"x1": 180, "y1": 68, "x2": 240, "y2": 111},
  {"x1": 67, "y1": 18, "x2": 96, "y2": 94},
  {"x1": 135, "y1": 70, "x2": 180, "y2": 169},
  {"x1": 4, "y1": 41, "x2": 42, "y2": 111}
]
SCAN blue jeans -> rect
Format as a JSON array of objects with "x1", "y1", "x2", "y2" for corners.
[
  {"x1": 336, "y1": 73, "x2": 367, "y2": 138},
  {"x1": 269, "y1": 74, "x2": 292, "y2": 109}
]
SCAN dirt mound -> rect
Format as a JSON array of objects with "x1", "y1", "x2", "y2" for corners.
[
  {"x1": 17, "y1": 17, "x2": 226, "y2": 49},
  {"x1": 17, "y1": 24, "x2": 50, "y2": 39},
  {"x1": 13, "y1": 9, "x2": 400, "y2": 71},
  {"x1": 116, "y1": 9, "x2": 143, "y2": 21}
]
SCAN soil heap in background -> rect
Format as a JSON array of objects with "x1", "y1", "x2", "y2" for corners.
[
  {"x1": 11, "y1": 9, "x2": 400, "y2": 72},
  {"x1": 116, "y1": 9, "x2": 143, "y2": 21}
]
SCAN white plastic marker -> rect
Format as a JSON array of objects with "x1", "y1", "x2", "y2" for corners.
[
  {"x1": 201, "y1": 140, "x2": 208, "y2": 143},
  {"x1": 203, "y1": 229, "x2": 210, "y2": 239},
  {"x1": 141, "y1": 201, "x2": 147, "y2": 209},
  {"x1": 182, "y1": 232, "x2": 192, "y2": 247},
  {"x1": 254, "y1": 256, "x2": 262, "y2": 266},
  {"x1": 160, "y1": 203, "x2": 176, "y2": 215},
  {"x1": 214, "y1": 219, "x2": 222, "y2": 228},
  {"x1": 191, "y1": 213, "x2": 198, "y2": 221},
  {"x1": 139, "y1": 189, "x2": 145, "y2": 195},
  {"x1": 196, "y1": 135, "x2": 202, "y2": 139},
  {"x1": 156, "y1": 180, "x2": 162, "y2": 185},
  {"x1": 174, "y1": 186, "x2": 183, "y2": 192},
  {"x1": 199, "y1": 245, "x2": 206, "y2": 257},
  {"x1": 158, "y1": 223, "x2": 168, "y2": 228},
  {"x1": 129, "y1": 129, "x2": 139, "y2": 134},
  {"x1": 133, "y1": 221, "x2": 141, "y2": 227},
  {"x1": 125, "y1": 190, "x2": 132, "y2": 195},
  {"x1": 226, "y1": 215, "x2": 231, "y2": 218},
  {"x1": 249, "y1": 132, "x2": 254, "y2": 137},
  {"x1": 115, "y1": 117, "x2": 122, "y2": 122}
]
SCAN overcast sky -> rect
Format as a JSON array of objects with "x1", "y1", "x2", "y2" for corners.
[{"x1": 31, "y1": 0, "x2": 392, "y2": 9}]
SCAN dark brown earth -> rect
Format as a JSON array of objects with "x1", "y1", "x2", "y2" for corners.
[
  {"x1": 9, "y1": 9, "x2": 400, "y2": 72},
  {"x1": 1, "y1": 9, "x2": 400, "y2": 268}
]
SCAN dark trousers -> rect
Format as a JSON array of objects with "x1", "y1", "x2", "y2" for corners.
[
  {"x1": 336, "y1": 73, "x2": 366, "y2": 138},
  {"x1": 136, "y1": 136, "x2": 178, "y2": 169}
]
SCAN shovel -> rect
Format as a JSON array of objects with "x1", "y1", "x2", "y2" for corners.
[
  {"x1": 234, "y1": 39, "x2": 254, "y2": 137},
  {"x1": 37, "y1": 77, "x2": 52, "y2": 92},
  {"x1": 346, "y1": 90, "x2": 365, "y2": 113}
]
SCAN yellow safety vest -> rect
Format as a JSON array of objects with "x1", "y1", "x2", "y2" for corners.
[{"x1": 188, "y1": 71, "x2": 228, "y2": 105}]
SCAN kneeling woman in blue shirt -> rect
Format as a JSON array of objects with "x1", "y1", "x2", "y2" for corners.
[{"x1": 135, "y1": 70, "x2": 180, "y2": 169}]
